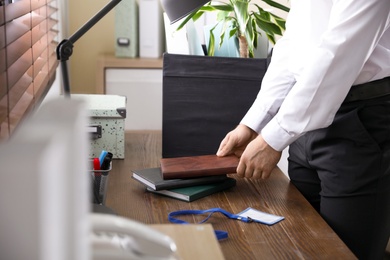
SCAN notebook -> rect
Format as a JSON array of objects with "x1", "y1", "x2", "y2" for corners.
[
  {"x1": 132, "y1": 167, "x2": 229, "y2": 190},
  {"x1": 160, "y1": 154, "x2": 239, "y2": 180},
  {"x1": 146, "y1": 177, "x2": 236, "y2": 202}
]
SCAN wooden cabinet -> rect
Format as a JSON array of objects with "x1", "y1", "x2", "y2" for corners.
[
  {"x1": 97, "y1": 55, "x2": 163, "y2": 130},
  {"x1": 96, "y1": 55, "x2": 163, "y2": 94}
]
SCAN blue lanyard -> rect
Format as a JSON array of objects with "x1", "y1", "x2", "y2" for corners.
[{"x1": 168, "y1": 208, "x2": 253, "y2": 240}]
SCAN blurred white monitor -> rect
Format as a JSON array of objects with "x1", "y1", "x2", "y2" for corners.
[{"x1": 0, "y1": 98, "x2": 90, "y2": 260}]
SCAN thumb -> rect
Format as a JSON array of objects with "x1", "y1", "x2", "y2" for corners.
[{"x1": 216, "y1": 136, "x2": 233, "y2": 157}]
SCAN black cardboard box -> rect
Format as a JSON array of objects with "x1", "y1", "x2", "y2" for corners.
[{"x1": 162, "y1": 53, "x2": 269, "y2": 158}]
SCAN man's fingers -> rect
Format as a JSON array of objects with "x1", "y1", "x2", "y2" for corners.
[
  {"x1": 216, "y1": 141, "x2": 227, "y2": 156},
  {"x1": 252, "y1": 168, "x2": 263, "y2": 179},
  {"x1": 236, "y1": 160, "x2": 246, "y2": 178},
  {"x1": 217, "y1": 135, "x2": 233, "y2": 156},
  {"x1": 261, "y1": 170, "x2": 272, "y2": 179}
]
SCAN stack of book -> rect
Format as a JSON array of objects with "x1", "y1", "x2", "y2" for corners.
[{"x1": 131, "y1": 167, "x2": 236, "y2": 202}]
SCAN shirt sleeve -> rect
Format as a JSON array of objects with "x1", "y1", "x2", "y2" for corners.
[{"x1": 241, "y1": 0, "x2": 390, "y2": 151}]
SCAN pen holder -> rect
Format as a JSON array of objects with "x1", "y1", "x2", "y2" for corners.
[{"x1": 89, "y1": 160, "x2": 112, "y2": 205}]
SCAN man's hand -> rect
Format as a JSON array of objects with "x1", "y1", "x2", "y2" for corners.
[
  {"x1": 216, "y1": 124, "x2": 258, "y2": 157},
  {"x1": 238, "y1": 135, "x2": 281, "y2": 179}
]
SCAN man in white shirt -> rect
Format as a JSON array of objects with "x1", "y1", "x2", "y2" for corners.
[{"x1": 217, "y1": 0, "x2": 390, "y2": 259}]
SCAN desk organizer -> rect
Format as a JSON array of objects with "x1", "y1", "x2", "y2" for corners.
[
  {"x1": 90, "y1": 160, "x2": 112, "y2": 205},
  {"x1": 73, "y1": 94, "x2": 127, "y2": 159}
]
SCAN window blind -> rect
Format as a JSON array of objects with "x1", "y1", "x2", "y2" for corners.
[{"x1": 0, "y1": 0, "x2": 59, "y2": 139}]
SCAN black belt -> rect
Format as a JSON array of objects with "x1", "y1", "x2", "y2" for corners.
[{"x1": 344, "y1": 76, "x2": 390, "y2": 103}]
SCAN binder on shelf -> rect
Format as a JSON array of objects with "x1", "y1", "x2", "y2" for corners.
[
  {"x1": 139, "y1": 0, "x2": 164, "y2": 58},
  {"x1": 163, "y1": 12, "x2": 189, "y2": 55},
  {"x1": 115, "y1": 0, "x2": 139, "y2": 58}
]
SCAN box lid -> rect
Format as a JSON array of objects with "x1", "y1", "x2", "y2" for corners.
[{"x1": 73, "y1": 94, "x2": 126, "y2": 118}]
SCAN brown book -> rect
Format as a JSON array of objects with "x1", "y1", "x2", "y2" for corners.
[{"x1": 160, "y1": 154, "x2": 239, "y2": 179}]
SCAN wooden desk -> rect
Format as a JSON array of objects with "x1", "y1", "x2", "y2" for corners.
[{"x1": 105, "y1": 131, "x2": 356, "y2": 259}]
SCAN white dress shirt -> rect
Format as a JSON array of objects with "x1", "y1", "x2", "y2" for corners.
[{"x1": 241, "y1": 0, "x2": 390, "y2": 151}]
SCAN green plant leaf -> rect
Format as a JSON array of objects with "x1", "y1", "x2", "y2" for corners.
[
  {"x1": 232, "y1": 0, "x2": 250, "y2": 35},
  {"x1": 218, "y1": 21, "x2": 228, "y2": 48},
  {"x1": 192, "y1": 11, "x2": 206, "y2": 22},
  {"x1": 253, "y1": 5, "x2": 271, "y2": 21},
  {"x1": 253, "y1": 4, "x2": 286, "y2": 31},
  {"x1": 244, "y1": 16, "x2": 255, "y2": 51},
  {"x1": 253, "y1": 12, "x2": 282, "y2": 36},
  {"x1": 208, "y1": 24, "x2": 219, "y2": 56},
  {"x1": 270, "y1": 13, "x2": 286, "y2": 30},
  {"x1": 216, "y1": 10, "x2": 231, "y2": 21},
  {"x1": 261, "y1": 0, "x2": 290, "y2": 12},
  {"x1": 203, "y1": 4, "x2": 233, "y2": 12},
  {"x1": 199, "y1": 6, "x2": 217, "y2": 11},
  {"x1": 252, "y1": 19, "x2": 258, "y2": 49},
  {"x1": 175, "y1": 11, "x2": 200, "y2": 31},
  {"x1": 217, "y1": 17, "x2": 235, "y2": 49},
  {"x1": 266, "y1": 34, "x2": 276, "y2": 45},
  {"x1": 229, "y1": 27, "x2": 237, "y2": 38}
]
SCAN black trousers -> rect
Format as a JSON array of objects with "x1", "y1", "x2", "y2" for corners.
[{"x1": 288, "y1": 95, "x2": 390, "y2": 259}]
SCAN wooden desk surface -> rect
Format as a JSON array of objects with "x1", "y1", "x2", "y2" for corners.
[{"x1": 105, "y1": 131, "x2": 356, "y2": 259}]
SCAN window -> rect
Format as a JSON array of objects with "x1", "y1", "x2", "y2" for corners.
[{"x1": 0, "y1": 0, "x2": 59, "y2": 139}]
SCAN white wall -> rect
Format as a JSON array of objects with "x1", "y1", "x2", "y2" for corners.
[
  {"x1": 279, "y1": 149, "x2": 289, "y2": 176},
  {"x1": 43, "y1": 0, "x2": 68, "y2": 103}
]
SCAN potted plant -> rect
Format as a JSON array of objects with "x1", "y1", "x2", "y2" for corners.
[{"x1": 176, "y1": 0, "x2": 290, "y2": 58}]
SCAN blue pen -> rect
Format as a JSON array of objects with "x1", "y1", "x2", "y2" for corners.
[{"x1": 99, "y1": 150, "x2": 108, "y2": 167}]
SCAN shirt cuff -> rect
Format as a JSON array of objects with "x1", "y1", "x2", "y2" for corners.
[
  {"x1": 260, "y1": 118, "x2": 301, "y2": 152},
  {"x1": 240, "y1": 106, "x2": 273, "y2": 134}
]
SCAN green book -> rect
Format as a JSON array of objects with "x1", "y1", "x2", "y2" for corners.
[{"x1": 146, "y1": 177, "x2": 236, "y2": 202}]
